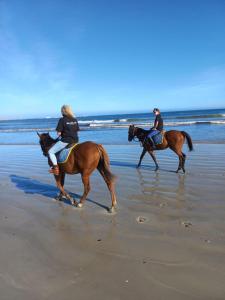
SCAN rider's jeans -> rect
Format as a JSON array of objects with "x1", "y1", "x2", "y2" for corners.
[
  {"x1": 148, "y1": 129, "x2": 160, "y2": 138},
  {"x1": 48, "y1": 141, "x2": 68, "y2": 166}
]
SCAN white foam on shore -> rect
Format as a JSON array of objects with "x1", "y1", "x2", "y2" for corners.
[{"x1": 0, "y1": 119, "x2": 225, "y2": 133}]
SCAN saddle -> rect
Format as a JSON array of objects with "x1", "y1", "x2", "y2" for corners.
[
  {"x1": 56, "y1": 143, "x2": 78, "y2": 164},
  {"x1": 152, "y1": 130, "x2": 165, "y2": 145}
]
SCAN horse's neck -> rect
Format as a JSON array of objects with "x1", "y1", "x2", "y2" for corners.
[
  {"x1": 46, "y1": 140, "x2": 56, "y2": 152},
  {"x1": 142, "y1": 129, "x2": 149, "y2": 135},
  {"x1": 135, "y1": 128, "x2": 148, "y2": 143}
]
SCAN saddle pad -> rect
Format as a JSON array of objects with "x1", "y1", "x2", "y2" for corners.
[
  {"x1": 152, "y1": 132, "x2": 164, "y2": 145},
  {"x1": 57, "y1": 143, "x2": 78, "y2": 164}
]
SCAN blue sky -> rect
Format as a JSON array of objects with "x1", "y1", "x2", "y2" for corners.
[{"x1": 0, "y1": 0, "x2": 225, "y2": 119}]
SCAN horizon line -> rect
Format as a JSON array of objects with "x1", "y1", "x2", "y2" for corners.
[{"x1": 1, "y1": 107, "x2": 225, "y2": 121}]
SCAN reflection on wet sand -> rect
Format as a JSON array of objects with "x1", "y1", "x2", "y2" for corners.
[{"x1": 0, "y1": 144, "x2": 225, "y2": 300}]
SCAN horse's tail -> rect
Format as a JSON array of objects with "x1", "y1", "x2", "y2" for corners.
[
  {"x1": 181, "y1": 131, "x2": 194, "y2": 151},
  {"x1": 97, "y1": 144, "x2": 116, "y2": 183}
]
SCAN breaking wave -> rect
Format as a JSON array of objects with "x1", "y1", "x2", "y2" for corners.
[
  {"x1": 176, "y1": 114, "x2": 225, "y2": 119},
  {"x1": 1, "y1": 120, "x2": 225, "y2": 133}
]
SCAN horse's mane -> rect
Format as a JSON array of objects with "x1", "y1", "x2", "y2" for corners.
[
  {"x1": 136, "y1": 127, "x2": 149, "y2": 136},
  {"x1": 46, "y1": 134, "x2": 57, "y2": 144},
  {"x1": 39, "y1": 133, "x2": 57, "y2": 155}
]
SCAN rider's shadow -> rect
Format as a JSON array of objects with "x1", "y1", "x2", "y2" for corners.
[
  {"x1": 10, "y1": 174, "x2": 58, "y2": 197},
  {"x1": 9, "y1": 174, "x2": 108, "y2": 210}
]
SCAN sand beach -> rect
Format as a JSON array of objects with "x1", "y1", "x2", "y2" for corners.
[
  {"x1": 0, "y1": 143, "x2": 225, "y2": 299},
  {"x1": 1, "y1": 0, "x2": 225, "y2": 298}
]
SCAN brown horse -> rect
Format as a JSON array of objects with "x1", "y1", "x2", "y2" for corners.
[
  {"x1": 37, "y1": 133, "x2": 117, "y2": 213},
  {"x1": 128, "y1": 125, "x2": 193, "y2": 173}
]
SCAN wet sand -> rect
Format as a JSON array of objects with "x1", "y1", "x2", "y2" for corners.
[{"x1": 0, "y1": 144, "x2": 225, "y2": 300}]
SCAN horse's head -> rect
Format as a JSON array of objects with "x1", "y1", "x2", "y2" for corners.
[
  {"x1": 128, "y1": 124, "x2": 136, "y2": 141},
  {"x1": 37, "y1": 132, "x2": 56, "y2": 156},
  {"x1": 128, "y1": 125, "x2": 148, "y2": 143}
]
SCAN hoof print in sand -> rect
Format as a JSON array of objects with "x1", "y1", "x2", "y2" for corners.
[
  {"x1": 136, "y1": 216, "x2": 148, "y2": 223},
  {"x1": 181, "y1": 221, "x2": 192, "y2": 228}
]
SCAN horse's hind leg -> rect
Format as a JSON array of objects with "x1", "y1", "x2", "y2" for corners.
[
  {"x1": 182, "y1": 152, "x2": 186, "y2": 173},
  {"x1": 77, "y1": 174, "x2": 91, "y2": 208},
  {"x1": 106, "y1": 180, "x2": 117, "y2": 213},
  {"x1": 98, "y1": 168, "x2": 117, "y2": 213},
  {"x1": 171, "y1": 148, "x2": 183, "y2": 173}
]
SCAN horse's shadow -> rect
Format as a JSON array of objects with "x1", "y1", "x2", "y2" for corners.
[{"x1": 9, "y1": 174, "x2": 108, "y2": 210}]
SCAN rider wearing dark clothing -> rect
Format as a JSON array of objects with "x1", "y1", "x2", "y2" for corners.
[
  {"x1": 56, "y1": 116, "x2": 79, "y2": 144},
  {"x1": 154, "y1": 113, "x2": 163, "y2": 131},
  {"x1": 148, "y1": 108, "x2": 163, "y2": 149}
]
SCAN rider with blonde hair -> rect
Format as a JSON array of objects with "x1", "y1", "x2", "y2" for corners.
[{"x1": 48, "y1": 105, "x2": 79, "y2": 175}]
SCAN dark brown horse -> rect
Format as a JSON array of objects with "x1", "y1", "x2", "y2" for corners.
[
  {"x1": 37, "y1": 133, "x2": 117, "y2": 213},
  {"x1": 128, "y1": 125, "x2": 193, "y2": 173}
]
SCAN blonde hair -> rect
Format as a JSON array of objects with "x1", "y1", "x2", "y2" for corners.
[{"x1": 61, "y1": 105, "x2": 75, "y2": 118}]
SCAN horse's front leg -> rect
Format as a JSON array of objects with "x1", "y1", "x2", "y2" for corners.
[
  {"x1": 55, "y1": 172, "x2": 66, "y2": 201},
  {"x1": 137, "y1": 148, "x2": 147, "y2": 168},
  {"x1": 77, "y1": 174, "x2": 90, "y2": 208},
  {"x1": 149, "y1": 151, "x2": 159, "y2": 171},
  {"x1": 54, "y1": 174, "x2": 77, "y2": 206}
]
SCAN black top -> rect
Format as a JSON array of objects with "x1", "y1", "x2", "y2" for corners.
[
  {"x1": 56, "y1": 116, "x2": 79, "y2": 143},
  {"x1": 154, "y1": 114, "x2": 163, "y2": 131}
]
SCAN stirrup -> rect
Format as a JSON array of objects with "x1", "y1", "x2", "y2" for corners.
[
  {"x1": 49, "y1": 165, "x2": 59, "y2": 175},
  {"x1": 148, "y1": 138, "x2": 156, "y2": 149}
]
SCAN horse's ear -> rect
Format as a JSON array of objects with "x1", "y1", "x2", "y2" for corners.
[{"x1": 36, "y1": 131, "x2": 41, "y2": 137}]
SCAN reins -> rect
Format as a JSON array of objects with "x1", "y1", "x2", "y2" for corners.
[
  {"x1": 130, "y1": 126, "x2": 148, "y2": 146},
  {"x1": 40, "y1": 136, "x2": 57, "y2": 156},
  {"x1": 133, "y1": 137, "x2": 140, "y2": 143}
]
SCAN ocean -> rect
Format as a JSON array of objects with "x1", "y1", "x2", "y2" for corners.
[{"x1": 0, "y1": 108, "x2": 225, "y2": 145}]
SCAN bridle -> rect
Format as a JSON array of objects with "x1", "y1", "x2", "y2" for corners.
[
  {"x1": 39, "y1": 134, "x2": 56, "y2": 156},
  {"x1": 39, "y1": 139, "x2": 49, "y2": 156},
  {"x1": 129, "y1": 126, "x2": 142, "y2": 142},
  {"x1": 129, "y1": 125, "x2": 148, "y2": 146}
]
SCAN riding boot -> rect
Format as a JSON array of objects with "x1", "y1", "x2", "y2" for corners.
[
  {"x1": 148, "y1": 137, "x2": 156, "y2": 149},
  {"x1": 49, "y1": 165, "x2": 60, "y2": 175}
]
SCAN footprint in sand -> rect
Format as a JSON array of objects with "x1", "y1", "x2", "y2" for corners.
[
  {"x1": 181, "y1": 221, "x2": 192, "y2": 228},
  {"x1": 136, "y1": 216, "x2": 148, "y2": 223}
]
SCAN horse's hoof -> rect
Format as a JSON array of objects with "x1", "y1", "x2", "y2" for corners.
[
  {"x1": 55, "y1": 195, "x2": 62, "y2": 201},
  {"x1": 108, "y1": 207, "x2": 115, "y2": 213},
  {"x1": 155, "y1": 167, "x2": 159, "y2": 171},
  {"x1": 136, "y1": 165, "x2": 141, "y2": 169},
  {"x1": 71, "y1": 200, "x2": 78, "y2": 206},
  {"x1": 77, "y1": 203, "x2": 83, "y2": 208}
]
